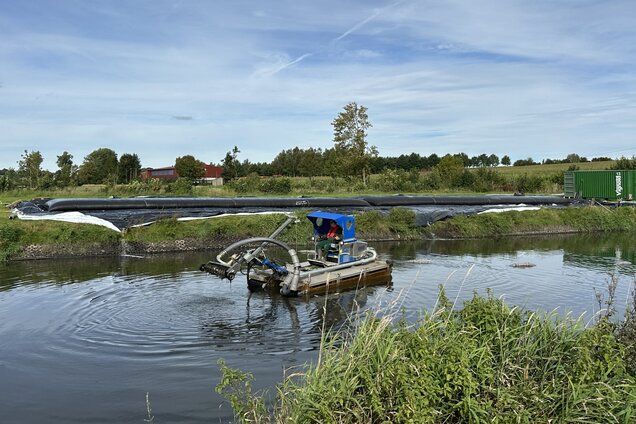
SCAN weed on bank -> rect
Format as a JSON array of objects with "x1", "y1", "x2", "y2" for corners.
[{"x1": 217, "y1": 289, "x2": 636, "y2": 423}]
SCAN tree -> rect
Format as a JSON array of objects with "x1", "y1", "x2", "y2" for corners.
[
  {"x1": 17, "y1": 150, "x2": 43, "y2": 189},
  {"x1": 513, "y1": 157, "x2": 537, "y2": 167},
  {"x1": 0, "y1": 168, "x2": 18, "y2": 191},
  {"x1": 611, "y1": 156, "x2": 636, "y2": 170},
  {"x1": 487, "y1": 154, "x2": 499, "y2": 167},
  {"x1": 221, "y1": 146, "x2": 242, "y2": 182},
  {"x1": 331, "y1": 102, "x2": 377, "y2": 185},
  {"x1": 175, "y1": 155, "x2": 205, "y2": 182},
  {"x1": 501, "y1": 155, "x2": 511, "y2": 166},
  {"x1": 434, "y1": 154, "x2": 465, "y2": 187},
  {"x1": 55, "y1": 151, "x2": 74, "y2": 187},
  {"x1": 271, "y1": 147, "x2": 302, "y2": 177},
  {"x1": 118, "y1": 153, "x2": 142, "y2": 184},
  {"x1": 566, "y1": 153, "x2": 581, "y2": 163},
  {"x1": 298, "y1": 147, "x2": 324, "y2": 182},
  {"x1": 78, "y1": 148, "x2": 118, "y2": 184}
]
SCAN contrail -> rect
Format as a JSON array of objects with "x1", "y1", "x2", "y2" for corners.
[
  {"x1": 256, "y1": 53, "x2": 313, "y2": 77},
  {"x1": 335, "y1": 0, "x2": 408, "y2": 41},
  {"x1": 335, "y1": 10, "x2": 382, "y2": 41},
  {"x1": 257, "y1": 0, "x2": 407, "y2": 77}
]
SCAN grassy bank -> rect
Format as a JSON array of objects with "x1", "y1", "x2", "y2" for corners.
[
  {"x1": 0, "y1": 208, "x2": 420, "y2": 261},
  {"x1": 425, "y1": 206, "x2": 636, "y2": 239},
  {"x1": 2, "y1": 195, "x2": 636, "y2": 261},
  {"x1": 217, "y1": 289, "x2": 636, "y2": 423}
]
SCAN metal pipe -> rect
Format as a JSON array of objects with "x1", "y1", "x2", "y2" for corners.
[
  {"x1": 216, "y1": 215, "x2": 296, "y2": 265},
  {"x1": 213, "y1": 236, "x2": 301, "y2": 295},
  {"x1": 300, "y1": 249, "x2": 378, "y2": 278}
]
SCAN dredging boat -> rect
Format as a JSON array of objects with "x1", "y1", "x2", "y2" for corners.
[{"x1": 199, "y1": 211, "x2": 392, "y2": 297}]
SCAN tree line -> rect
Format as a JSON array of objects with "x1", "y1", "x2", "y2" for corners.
[{"x1": 0, "y1": 102, "x2": 631, "y2": 191}]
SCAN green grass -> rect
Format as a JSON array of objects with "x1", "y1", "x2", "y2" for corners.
[
  {"x1": 3, "y1": 187, "x2": 636, "y2": 261},
  {"x1": 425, "y1": 206, "x2": 636, "y2": 239},
  {"x1": 216, "y1": 289, "x2": 636, "y2": 423},
  {"x1": 495, "y1": 160, "x2": 615, "y2": 176},
  {"x1": 0, "y1": 205, "x2": 422, "y2": 261}
]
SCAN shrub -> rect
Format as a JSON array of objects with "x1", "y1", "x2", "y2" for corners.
[
  {"x1": 227, "y1": 173, "x2": 262, "y2": 194},
  {"x1": 471, "y1": 168, "x2": 504, "y2": 192},
  {"x1": 166, "y1": 177, "x2": 193, "y2": 195},
  {"x1": 513, "y1": 173, "x2": 544, "y2": 193},
  {"x1": 260, "y1": 177, "x2": 292, "y2": 194},
  {"x1": 373, "y1": 169, "x2": 420, "y2": 192},
  {"x1": 611, "y1": 156, "x2": 636, "y2": 170}
]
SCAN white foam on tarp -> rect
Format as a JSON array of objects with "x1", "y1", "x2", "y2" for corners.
[
  {"x1": 478, "y1": 206, "x2": 541, "y2": 214},
  {"x1": 12, "y1": 210, "x2": 122, "y2": 233}
]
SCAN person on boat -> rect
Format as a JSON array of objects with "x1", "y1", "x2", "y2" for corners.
[{"x1": 316, "y1": 220, "x2": 342, "y2": 259}]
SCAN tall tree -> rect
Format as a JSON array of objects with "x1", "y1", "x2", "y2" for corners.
[
  {"x1": 487, "y1": 154, "x2": 500, "y2": 167},
  {"x1": 175, "y1": 155, "x2": 205, "y2": 182},
  {"x1": 221, "y1": 146, "x2": 242, "y2": 181},
  {"x1": 55, "y1": 151, "x2": 74, "y2": 187},
  {"x1": 118, "y1": 153, "x2": 142, "y2": 184},
  {"x1": 331, "y1": 102, "x2": 377, "y2": 185},
  {"x1": 501, "y1": 155, "x2": 511, "y2": 166},
  {"x1": 17, "y1": 150, "x2": 43, "y2": 189},
  {"x1": 78, "y1": 148, "x2": 118, "y2": 184},
  {"x1": 298, "y1": 147, "x2": 324, "y2": 181}
]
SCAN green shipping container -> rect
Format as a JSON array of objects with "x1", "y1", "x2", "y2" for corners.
[{"x1": 564, "y1": 170, "x2": 636, "y2": 200}]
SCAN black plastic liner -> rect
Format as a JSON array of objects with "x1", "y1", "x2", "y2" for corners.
[
  {"x1": 363, "y1": 195, "x2": 572, "y2": 206},
  {"x1": 45, "y1": 195, "x2": 571, "y2": 212},
  {"x1": 16, "y1": 195, "x2": 574, "y2": 231},
  {"x1": 45, "y1": 196, "x2": 372, "y2": 211}
]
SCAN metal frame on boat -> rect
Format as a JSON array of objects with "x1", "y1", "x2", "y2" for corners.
[{"x1": 200, "y1": 212, "x2": 392, "y2": 296}]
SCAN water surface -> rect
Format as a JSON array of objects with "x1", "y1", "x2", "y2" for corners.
[{"x1": 1, "y1": 233, "x2": 634, "y2": 423}]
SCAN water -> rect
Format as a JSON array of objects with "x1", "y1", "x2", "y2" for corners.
[{"x1": 1, "y1": 234, "x2": 635, "y2": 423}]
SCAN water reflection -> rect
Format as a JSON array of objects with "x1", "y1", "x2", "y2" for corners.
[{"x1": 0, "y1": 233, "x2": 635, "y2": 423}]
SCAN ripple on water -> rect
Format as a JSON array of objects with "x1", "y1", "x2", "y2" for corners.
[{"x1": 41, "y1": 271, "x2": 325, "y2": 364}]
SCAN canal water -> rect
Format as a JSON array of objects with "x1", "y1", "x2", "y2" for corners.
[{"x1": 1, "y1": 234, "x2": 635, "y2": 423}]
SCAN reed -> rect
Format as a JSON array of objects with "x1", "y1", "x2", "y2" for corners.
[{"x1": 216, "y1": 288, "x2": 636, "y2": 423}]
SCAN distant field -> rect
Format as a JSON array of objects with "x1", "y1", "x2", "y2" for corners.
[{"x1": 495, "y1": 160, "x2": 615, "y2": 175}]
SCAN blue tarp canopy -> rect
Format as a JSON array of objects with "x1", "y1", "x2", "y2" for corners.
[{"x1": 306, "y1": 211, "x2": 356, "y2": 241}]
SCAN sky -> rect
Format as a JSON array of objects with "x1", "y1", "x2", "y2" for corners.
[{"x1": 1, "y1": 0, "x2": 636, "y2": 170}]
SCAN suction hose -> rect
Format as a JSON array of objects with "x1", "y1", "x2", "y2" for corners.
[{"x1": 216, "y1": 237, "x2": 301, "y2": 296}]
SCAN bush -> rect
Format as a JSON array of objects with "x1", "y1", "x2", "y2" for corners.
[
  {"x1": 227, "y1": 173, "x2": 262, "y2": 194},
  {"x1": 611, "y1": 156, "x2": 636, "y2": 170},
  {"x1": 471, "y1": 167, "x2": 504, "y2": 192},
  {"x1": 513, "y1": 173, "x2": 544, "y2": 193},
  {"x1": 373, "y1": 169, "x2": 420, "y2": 192},
  {"x1": 166, "y1": 177, "x2": 193, "y2": 195},
  {"x1": 259, "y1": 177, "x2": 292, "y2": 194}
]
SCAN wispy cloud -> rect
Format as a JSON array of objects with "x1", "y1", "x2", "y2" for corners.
[
  {"x1": 1, "y1": 0, "x2": 636, "y2": 170},
  {"x1": 251, "y1": 52, "x2": 313, "y2": 78}
]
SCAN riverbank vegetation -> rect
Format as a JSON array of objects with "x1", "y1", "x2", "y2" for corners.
[
  {"x1": 0, "y1": 208, "x2": 420, "y2": 261},
  {"x1": 425, "y1": 205, "x2": 636, "y2": 239},
  {"x1": 217, "y1": 286, "x2": 636, "y2": 423},
  {"x1": 3, "y1": 202, "x2": 636, "y2": 261}
]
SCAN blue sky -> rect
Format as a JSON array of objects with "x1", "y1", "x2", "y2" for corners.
[{"x1": 1, "y1": 0, "x2": 636, "y2": 170}]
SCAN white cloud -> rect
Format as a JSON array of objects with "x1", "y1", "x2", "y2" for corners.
[{"x1": 1, "y1": 0, "x2": 636, "y2": 170}]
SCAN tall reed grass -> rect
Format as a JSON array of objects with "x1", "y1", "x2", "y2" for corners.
[{"x1": 216, "y1": 285, "x2": 636, "y2": 423}]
